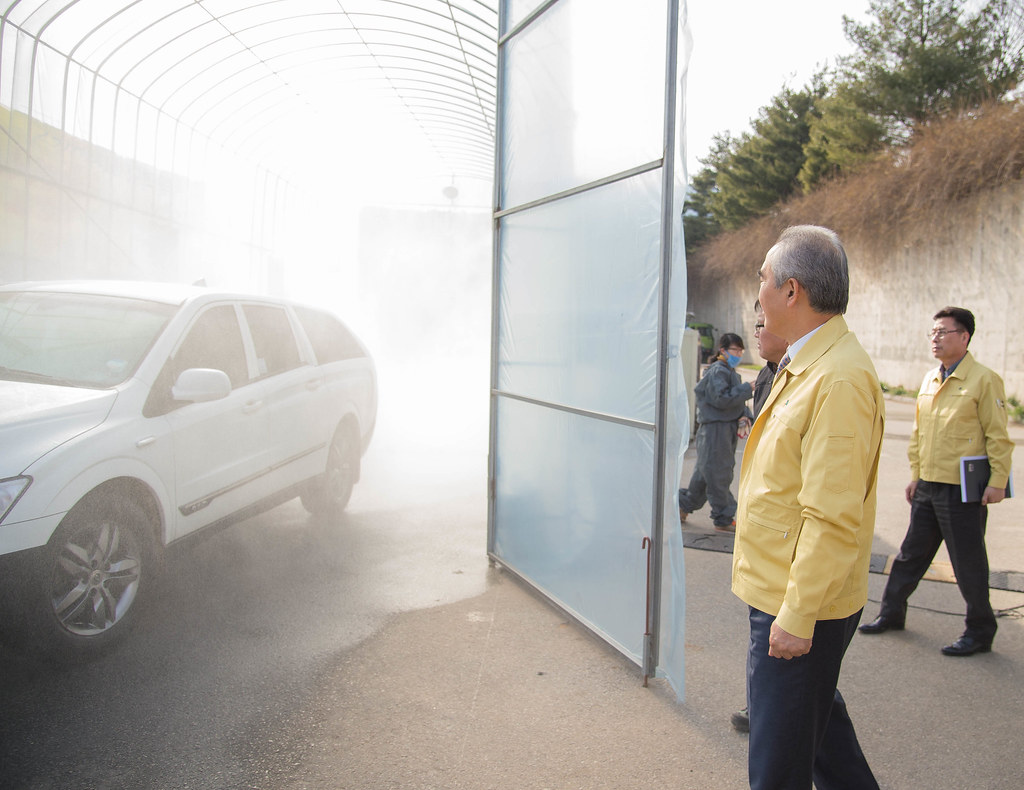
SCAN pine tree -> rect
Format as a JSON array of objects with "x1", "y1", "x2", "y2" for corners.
[
  {"x1": 841, "y1": 0, "x2": 1024, "y2": 141},
  {"x1": 707, "y1": 84, "x2": 823, "y2": 229},
  {"x1": 799, "y1": 83, "x2": 887, "y2": 191}
]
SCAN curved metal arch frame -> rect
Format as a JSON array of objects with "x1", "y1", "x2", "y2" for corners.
[
  {"x1": 167, "y1": 40, "x2": 495, "y2": 131},
  {"x1": 170, "y1": 28, "x2": 491, "y2": 177},
  {"x1": 2, "y1": 0, "x2": 498, "y2": 184},
  {"x1": 135, "y1": 10, "x2": 490, "y2": 114}
]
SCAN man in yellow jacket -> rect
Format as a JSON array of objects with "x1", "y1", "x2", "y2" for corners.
[
  {"x1": 859, "y1": 306, "x2": 1012, "y2": 655},
  {"x1": 733, "y1": 226, "x2": 883, "y2": 790}
]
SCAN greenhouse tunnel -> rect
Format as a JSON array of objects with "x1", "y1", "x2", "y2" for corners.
[{"x1": 0, "y1": 0, "x2": 692, "y2": 695}]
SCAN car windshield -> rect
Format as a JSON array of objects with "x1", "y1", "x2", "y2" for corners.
[{"x1": 0, "y1": 291, "x2": 178, "y2": 388}]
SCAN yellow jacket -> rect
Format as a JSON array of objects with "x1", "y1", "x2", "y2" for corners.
[
  {"x1": 909, "y1": 353, "x2": 1012, "y2": 489},
  {"x1": 731, "y1": 315, "x2": 885, "y2": 639}
]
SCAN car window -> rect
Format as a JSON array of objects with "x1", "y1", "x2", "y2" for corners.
[
  {"x1": 143, "y1": 305, "x2": 249, "y2": 417},
  {"x1": 173, "y1": 305, "x2": 249, "y2": 387},
  {"x1": 0, "y1": 291, "x2": 176, "y2": 388},
  {"x1": 243, "y1": 304, "x2": 302, "y2": 378},
  {"x1": 292, "y1": 305, "x2": 366, "y2": 364}
]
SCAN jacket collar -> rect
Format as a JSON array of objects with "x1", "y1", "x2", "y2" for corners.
[
  {"x1": 752, "y1": 314, "x2": 849, "y2": 428},
  {"x1": 778, "y1": 314, "x2": 849, "y2": 378},
  {"x1": 931, "y1": 350, "x2": 975, "y2": 384}
]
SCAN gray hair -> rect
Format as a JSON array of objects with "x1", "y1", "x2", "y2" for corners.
[{"x1": 768, "y1": 225, "x2": 849, "y2": 314}]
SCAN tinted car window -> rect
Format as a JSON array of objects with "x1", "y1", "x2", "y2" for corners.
[
  {"x1": 243, "y1": 304, "x2": 302, "y2": 377},
  {"x1": 173, "y1": 305, "x2": 249, "y2": 387},
  {"x1": 0, "y1": 291, "x2": 175, "y2": 387},
  {"x1": 293, "y1": 305, "x2": 366, "y2": 363},
  {"x1": 144, "y1": 305, "x2": 248, "y2": 417}
]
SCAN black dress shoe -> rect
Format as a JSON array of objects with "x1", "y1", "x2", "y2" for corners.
[
  {"x1": 941, "y1": 635, "x2": 992, "y2": 656},
  {"x1": 858, "y1": 615, "x2": 905, "y2": 634}
]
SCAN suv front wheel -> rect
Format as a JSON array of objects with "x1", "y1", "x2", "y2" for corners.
[{"x1": 33, "y1": 497, "x2": 155, "y2": 660}]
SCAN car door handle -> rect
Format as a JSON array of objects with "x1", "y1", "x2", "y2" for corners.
[
  {"x1": 136, "y1": 436, "x2": 156, "y2": 448},
  {"x1": 242, "y1": 399, "x2": 264, "y2": 414},
  {"x1": 305, "y1": 378, "x2": 321, "y2": 391}
]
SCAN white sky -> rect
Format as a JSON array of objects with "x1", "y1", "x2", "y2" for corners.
[{"x1": 683, "y1": 0, "x2": 873, "y2": 176}]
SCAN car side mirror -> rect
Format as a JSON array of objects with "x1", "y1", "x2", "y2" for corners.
[{"x1": 172, "y1": 368, "x2": 232, "y2": 403}]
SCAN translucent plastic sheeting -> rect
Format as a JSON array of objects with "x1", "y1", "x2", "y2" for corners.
[
  {"x1": 499, "y1": 0, "x2": 666, "y2": 210},
  {"x1": 503, "y1": 0, "x2": 540, "y2": 32},
  {"x1": 497, "y1": 170, "x2": 662, "y2": 423},
  {"x1": 656, "y1": 1, "x2": 691, "y2": 697},
  {"x1": 492, "y1": 396, "x2": 655, "y2": 657},
  {"x1": 656, "y1": 375, "x2": 687, "y2": 690},
  {"x1": 491, "y1": 0, "x2": 689, "y2": 696}
]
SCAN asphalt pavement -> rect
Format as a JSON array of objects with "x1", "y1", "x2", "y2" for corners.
[{"x1": 273, "y1": 387, "x2": 1024, "y2": 790}]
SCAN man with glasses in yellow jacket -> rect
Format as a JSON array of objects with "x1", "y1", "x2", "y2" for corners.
[
  {"x1": 734, "y1": 225, "x2": 883, "y2": 789},
  {"x1": 859, "y1": 306, "x2": 1012, "y2": 656}
]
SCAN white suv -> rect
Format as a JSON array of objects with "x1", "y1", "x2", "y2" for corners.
[{"x1": 0, "y1": 281, "x2": 377, "y2": 659}]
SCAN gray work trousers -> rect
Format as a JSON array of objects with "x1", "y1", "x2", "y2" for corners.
[{"x1": 678, "y1": 419, "x2": 739, "y2": 527}]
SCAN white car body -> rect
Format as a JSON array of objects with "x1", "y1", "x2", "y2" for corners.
[{"x1": 0, "y1": 280, "x2": 376, "y2": 656}]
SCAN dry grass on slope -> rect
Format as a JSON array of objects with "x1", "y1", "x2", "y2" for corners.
[{"x1": 688, "y1": 99, "x2": 1024, "y2": 282}]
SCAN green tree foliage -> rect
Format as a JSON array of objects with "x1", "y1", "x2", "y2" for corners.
[
  {"x1": 687, "y1": 0, "x2": 1024, "y2": 237},
  {"x1": 683, "y1": 135, "x2": 730, "y2": 254},
  {"x1": 840, "y1": 0, "x2": 1024, "y2": 140},
  {"x1": 708, "y1": 84, "x2": 824, "y2": 231},
  {"x1": 799, "y1": 84, "x2": 887, "y2": 191},
  {"x1": 798, "y1": 0, "x2": 1024, "y2": 191}
]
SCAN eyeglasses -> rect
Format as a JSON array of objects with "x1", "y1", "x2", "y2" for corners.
[{"x1": 928, "y1": 328, "x2": 963, "y2": 339}]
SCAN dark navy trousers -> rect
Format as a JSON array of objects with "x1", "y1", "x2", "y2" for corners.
[
  {"x1": 879, "y1": 480, "x2": 996, "y2": 643},
  {"x1": 747, "y1": 607, "x2": 878, "y2": 790}
]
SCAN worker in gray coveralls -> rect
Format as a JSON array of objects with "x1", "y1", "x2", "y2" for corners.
[{"x1": 679, "y1": 332, "x2": 753, "y2": 532}]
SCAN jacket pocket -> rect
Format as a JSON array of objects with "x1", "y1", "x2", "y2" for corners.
[
  {"x1": 736, "y1": 495, "x2": 803, "y2": 591},
  {"x1": 736, "y1": 511, "x2": 801, "y2": 592},
  {"x1": 745, "y1": 496, "x2": 802, "y2": 538}
]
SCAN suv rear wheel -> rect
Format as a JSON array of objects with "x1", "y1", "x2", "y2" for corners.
[{"x1": 301, "y1": 424, "x2": 359, "y2": 518}]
